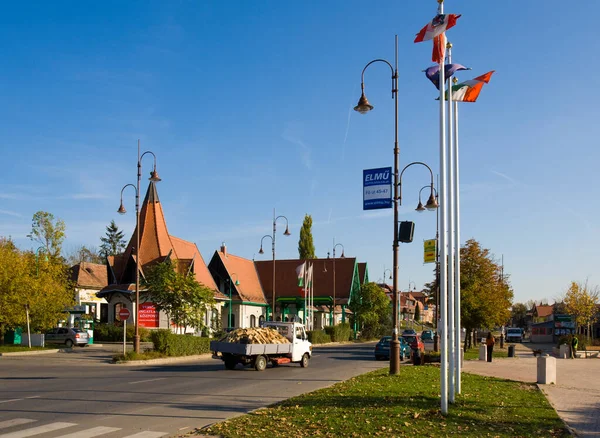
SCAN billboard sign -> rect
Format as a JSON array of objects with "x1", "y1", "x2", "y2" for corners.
[
  {"x1": 424, "y1": 239, "x2": 436, "y2": 264},
  {"x1": 139, "y1": 302, "x2": 159, "y2": 328},
  {"x1": 363, "y1": 167, "x2": 392, "y2": 210}
]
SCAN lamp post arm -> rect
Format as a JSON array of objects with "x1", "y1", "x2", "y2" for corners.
[
  {"x1": 120, "y1": 184, "x2": 138, "y2": 200},
  {"x1": 360, "y1": 59, "x2": 395, "y2": 96},
  {"x1": 398, "y1": 161, "x2": 435, "y2": 207},
  {"x1": 140, "y1": 150, "x2": 158, "y2": 169}
]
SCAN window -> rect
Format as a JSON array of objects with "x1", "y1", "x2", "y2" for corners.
[
  {"x1": 258, "y1": 315, "x2": 265, "y2": 326},
  {"x1": 114, "y1": 303, "x2": 124, "y2": 322},
  {"x1": 250, "y1": 315, "x2": 256, "y2": 328}
]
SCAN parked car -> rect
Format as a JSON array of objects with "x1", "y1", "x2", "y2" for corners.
[
  {"x1": 374, "y1": 336, "x2": 412, "y2": 361},
  {"x1": 45, "y1": 327, "x2": 89, "y2": 348},
  {"x1": 402, "y1": 329, "x2": 417, "y2": 335},
  {"x1": 401, "y1": 334, "x2": 424, "y2": 351},
  {"x1": 421, "y1": 330, "x2": 434, "y2": 342}
]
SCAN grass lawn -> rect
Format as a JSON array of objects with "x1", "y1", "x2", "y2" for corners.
[
  {"x1": 201, "y1": 366, "x2": 568, "y2": 438},
  {"x1": 0, "y1": 345, "x2": 54, "y2": 353},
  {"x1": 463, "y1": 346, "x2": 509, "y2": 361}
]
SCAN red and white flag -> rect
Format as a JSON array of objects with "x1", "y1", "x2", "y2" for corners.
[{"x1": 414, "y1": 14, "x2": 461, "y2": 43}]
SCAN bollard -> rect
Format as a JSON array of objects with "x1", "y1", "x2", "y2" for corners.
[
  {"x1": 537, "y1": 355, "x2": 556, "y2": 384},
  {"x1": 508, "y1": 345, "x2": 515, "y2": 357},
  {"x1": 559, "y1": 344, "x2": 569, "y2": 359},
  {"x1": 479, "y1": 344, "x2": 487, "y2": 361}
]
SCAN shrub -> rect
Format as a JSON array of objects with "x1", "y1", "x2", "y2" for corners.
[
  {"x1": 324, "y1": 323, "x2": 352, "y2": 342},
  {"x1": 151, "y1": 330, "x2": 210, "y2": 356},
  {"x1": 307, "y1": 330, "x2": 331, "y2": 344},
  {"x1": 94, "y1": 323, "x2": 152, "y2": 342}
]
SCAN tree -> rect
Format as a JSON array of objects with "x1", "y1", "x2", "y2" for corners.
[
  {"x1": 66, "y1": 245, "x2": 103, "y2": 266},
  {"x1": 99, "y1": 220, "x2": 127, "y2": 259},
  {"x1": 0, "y1": 238, "x2": 74, "y2": 336},
  {"x1": 460, "y1": 239, "x2": 513, "y2": 350},
  {"x1": 27, "y1": 211, "x2": 66, "y2": 259},
  {"x1": 564, "y1": 280, "x2": 599, "y2": 339},
  {"x1": 414, "y1": 303, "x2": 421, "y2": 322},
  {"x1": 298, "y1": 214, "x2": 316, "y2": 260},
  {"x1": 349, "y1": 282, "x2": 392, "y2": 340},
  {"x1": 144, "y1": 260, "x2": 215, "y2": 333},
  {"x1": 510, "y1": 302, "x2": 528, "y2": 329}
]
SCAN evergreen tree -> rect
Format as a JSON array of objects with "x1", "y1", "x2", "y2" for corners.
[
  {"x1": 99, "y1": 220, "x2": 126, "y2": 259},
  {"x1": 414, "y1": 303, "x2": 421, "y2": 322},
  {"x1": 298, "y1": 214, "x2": 316, "y2": 259}
]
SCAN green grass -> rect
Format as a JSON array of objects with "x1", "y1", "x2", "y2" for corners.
[
  {"x1": 463, "y1": 346, "x2": 508, "y2": 361},
  {"x1": 0, "y1": 345, "x2": 54, "y2": 353},
  {"x1": 201, "y1": 366, "x2": 568, "y2": 438}
]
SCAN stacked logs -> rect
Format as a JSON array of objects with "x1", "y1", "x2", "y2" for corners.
[{"x1": 220, "y1": 327, "x2": 290, "y2": 344}]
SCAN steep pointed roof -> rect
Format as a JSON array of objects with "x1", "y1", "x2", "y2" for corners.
[
  {"x1": 110, "y1": 180, "x2": 220, "y2": 295},
  {"x1": 212, "y1": 248, "x2": 267, "y2": 304},
  {"x1": 71, "y1": 262, "x2": 108, "y2": 289}
]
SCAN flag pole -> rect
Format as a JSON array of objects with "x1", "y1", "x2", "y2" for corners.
[
  {"x1": 446, "y1": 40, "x2": 456, "y2": 403},
  {"x1": 437, "y1": 0, "x2": 449, "y2": 416},
  {"x1": 453, "y1": 77, "x2": 462, "y2": 394}
]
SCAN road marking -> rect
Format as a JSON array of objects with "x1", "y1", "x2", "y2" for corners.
[
  {"x1": 0, "y1": 399, "x2": 23, "y2": 404},
  {"x1": 0, "y1": 422, "x2": 76, "y2": 438},
  {"x1": 128, "y1": 378, "x2": 166, "y2": 385},
  {"x1": 0, "y1": 420, "x2": 36, "y2": 430},
  {"x1": 56, "y1": 426, "x2": 121, "y2": 438},
  {"x1": 24, "y1": 396, "x2": 40, "y2": 399},
  {"x1": 121, "y1": 432, "x2": 167, "y2": 438}
]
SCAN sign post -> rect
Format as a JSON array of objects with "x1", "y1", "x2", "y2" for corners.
[
  {"x1": 118, "y1": 308, "x2": 131, "y2": 356},
  {"x1": 363, "y1": 167, "x2": 392, "y2": 210},
  {"x1": 424, "y1": 239, "x2": 436, "y2": 264}
]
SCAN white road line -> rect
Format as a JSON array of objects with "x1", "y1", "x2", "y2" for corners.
[
  {"x1": 24, "y1": 396, "x2": 40, "y2": 399},
  {"x1": 0, "y1": 399, "x2": 22, "y2": 404},
  {"x1": 0, "y1": 420, "x2": 36, "y2": 430},
  {"x1": 56, "y1": 426, "x2": 121, "y2": 438},
  {"x1": 0, "y1": 422, "x2": 76, "y2": 438},
  {"x1": 121, "y1": 432, "x2": 167, "y2": 438},
  {"x1": 128, "y1": 378, "x2": 166, "y2": 385}
]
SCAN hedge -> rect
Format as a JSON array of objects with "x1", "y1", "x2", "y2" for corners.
[
  {"x1": 324, "y1": 323, "x2": 352, "y2": 342},
  {"x1": 307, "y1": 330, "x2": 331, "y2": 344},
  {"x1": 150, "y1": 330, "x2": 211, "y2": 356},
  {"x1": 93, "y1": 323, "x2": 152, "y2": 342}
]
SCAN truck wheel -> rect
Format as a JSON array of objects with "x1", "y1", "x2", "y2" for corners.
[
  {"x1": 224, "y1": 356, "x2": 237, "y2": 370},
  {"x1": 300, "y1": 353, "x2": 309, "y2": 368},
  {"x1": 254, "y1": 355, "x2": 267, "y2": 371}
]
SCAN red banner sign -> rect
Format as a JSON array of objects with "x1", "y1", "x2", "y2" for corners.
[{"x1": 139, "y1": 302, "x2": 159, "y2": 328}]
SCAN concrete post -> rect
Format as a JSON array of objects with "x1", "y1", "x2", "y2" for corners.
[
  {"x1": 537, "y1": 355, "x2": 556, "y2": 384},
  {"x1": 479, "y1": 344, "x2": 486, "y2": 361}
]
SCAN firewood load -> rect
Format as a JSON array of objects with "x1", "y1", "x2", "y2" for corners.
[{"x1": 220, "y1": 327, "x2": 290, "y2": 344}]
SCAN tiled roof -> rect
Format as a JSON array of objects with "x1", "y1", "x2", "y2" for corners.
[
  {"x1": 214, "y1": 249, "x2": 267, "y2": 304},
  {"x1": 535, "y1": 304, "x2": 554, "y2": 318},
  {"x1": 71, "y1": 262, "x2": 108, "y2": 289},
  {"x1": 255, "y1": 258, "x2": 357, "y2": 304},
  {"x1": 357, "y1": 262, "x2": 368, "y2": 284},
  {"x1": 110, "y1": 181, "x2": 219, "y2": 296}
]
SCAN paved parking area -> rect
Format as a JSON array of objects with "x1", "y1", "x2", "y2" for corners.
[{"x1": 463, "y1": 343, "x2": 600, "y2": 437}]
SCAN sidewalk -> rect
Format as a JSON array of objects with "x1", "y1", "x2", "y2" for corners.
[{"x1": 463, "y1": 343, "x2": 600, "y2": 437}]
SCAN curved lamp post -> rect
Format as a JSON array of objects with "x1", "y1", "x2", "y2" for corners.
[
  {"x1": 354, "y1": 36, "x2": 401, "y2": 375},
  {"x1": 117, "y1": 140, "x2": 161, "y2": 354},
  {"x1": 383, "y1": 268, "x2": 392, "y2": 283},
  {"x1": 258, "y1": 209, "x2": 290, "y2": 321},
  {"x1": 332, "y1": 241, "x2": 345, "y2": 326},
  {"x1": 226, "y1": 273, "x2": 240, "y2": 329}
]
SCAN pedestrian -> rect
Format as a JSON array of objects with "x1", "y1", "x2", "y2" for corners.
[
  {"x1": 486, "y1": 331, "x2": 495, "y2": 362},
  {"x1": 570, "y1": 334, "x2": 578, "y2": 359}
]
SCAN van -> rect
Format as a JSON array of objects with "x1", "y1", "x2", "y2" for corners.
[{"x1": 505, "y1": 327, "x2": 523, "y2": 343}]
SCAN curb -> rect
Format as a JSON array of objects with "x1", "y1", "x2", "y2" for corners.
[
  {"x1": 114, "y1": 353, "x2": 214, "y2": 366},
  {"x1": 0, "y1": 349, "x2": 60, "y2": 357}
]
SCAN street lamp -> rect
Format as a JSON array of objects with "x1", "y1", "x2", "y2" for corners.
[
  {"x1": 226, "y1": 273, "x2": 240, "y2": 329},
  {"x1": 332, "y1": 240, "x2": 345, "y2": 326},
  {"x1": 118, "y1": 140, "x2": 160, "y2": 354},
  {"x1": 383, "y1": 268, "x2": 392, "y2": 283},
  {"x1": 258, "y1": 209, "x2": 290, "y2": 321},
  {"x1": 354, "y1": 35, "x2": 401, "y2": 375}
]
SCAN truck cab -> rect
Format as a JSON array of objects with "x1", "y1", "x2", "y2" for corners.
[{"x1": 263, "y1": 321, "x2": 312, "y2": 362}]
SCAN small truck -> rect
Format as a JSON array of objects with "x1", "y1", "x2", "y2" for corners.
[{"x1": 210, "y1": 322, "x2": 312, "y2": 371}]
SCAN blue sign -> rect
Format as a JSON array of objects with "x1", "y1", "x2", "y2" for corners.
[{"x1": 363, "y1": 167, "x2": 392, "y2": 210}]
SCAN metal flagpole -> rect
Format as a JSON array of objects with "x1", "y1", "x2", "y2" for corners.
[
  {"x1": 453, "y1": 83, "x2": 462, "y2": 394},
  {"x1": 438, "y1": 0, "x2": 449, "y2": 415},
  {"x1": 446, "y1": 41, "x2": 456, "y2": 403}
]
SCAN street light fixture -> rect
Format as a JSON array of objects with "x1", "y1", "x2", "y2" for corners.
[
  {"x1": 383, "y1": 268, "x2": 392, "y2": 282},
  {"x1": 354, "y1": 35, "x2": 401, "y2": 375},
  {"x1": 117, "y1": 140, "x2": 160, "y2": 354},
  {"x1": 226, "y1": 273, "x2": 240, "y2": 329},
  {"x1": 332, "y1": 240, "x2": 345, "y2": 326},
  {"x1": 258, "y1": 209, "x2": 290, "y2": 321}
]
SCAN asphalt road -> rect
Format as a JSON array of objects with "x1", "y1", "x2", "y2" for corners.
[{"x1": 0, "y1": 342, "x2": 387, "y2": 437}]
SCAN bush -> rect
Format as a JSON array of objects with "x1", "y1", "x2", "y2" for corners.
[
  {"x1": 151, "y1": 330, "x2": 210, "y2": 356},
  {"x1": 307, "y1": 330, "x2": 331, "y2": 344},
  {"x1": 94, "y1": 323, "x2": 151, "y2": 342},
  {"x1": 324, "y1": 323, "x2": 352, "y2": 342}
]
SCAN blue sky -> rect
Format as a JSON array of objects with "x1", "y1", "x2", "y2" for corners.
[{"x1": 1, "y1": 1, "x2": 598, "y2": 305}]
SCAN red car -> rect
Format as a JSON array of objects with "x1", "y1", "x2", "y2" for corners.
[{"x1": 401, "y1": 334, "x2": 424, "y2": 351}]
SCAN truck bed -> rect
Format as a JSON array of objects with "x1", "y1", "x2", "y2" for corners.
[{"x1": 210, "y1": 341, "x2": 293, "y2": 356}]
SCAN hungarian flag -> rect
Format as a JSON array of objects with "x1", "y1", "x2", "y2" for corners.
[
  {"x1": 448, "y1": 71, "x2": 495, "y2": 102},
  {"x1": 425, "y1": 63, "x2": 470, "y2": 89},
  {"x1": 414, "y1": 14, "x2": 461, "y2": 43},
  {"x1": 296, "y1": 262, "x2": 306, "y2": 295}
]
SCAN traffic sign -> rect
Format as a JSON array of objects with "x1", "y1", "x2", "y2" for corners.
[{"x1": 118, "y1": 308, "x2": 131, "y2": 321}]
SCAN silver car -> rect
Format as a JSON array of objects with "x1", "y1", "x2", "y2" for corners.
[{"x1": 45, "y1": 327, "x2": 89, "y2": 348}]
